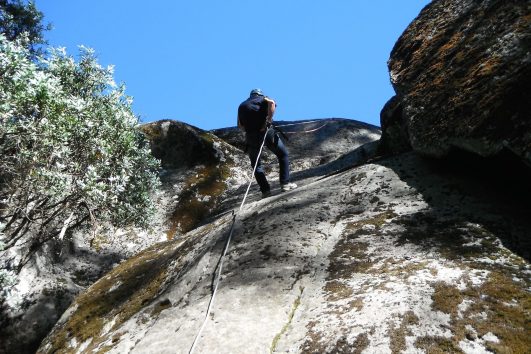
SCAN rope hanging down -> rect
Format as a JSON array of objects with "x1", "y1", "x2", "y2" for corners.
[
  {"x1": 188, "y1": 128, "x2": 270, "y2": 354},
  {"x1": 189, "y1": 119, "x2": 327, "y2": 352}
]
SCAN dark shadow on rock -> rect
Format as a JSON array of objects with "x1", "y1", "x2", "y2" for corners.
[
  {"x1": 0, "y1": 244, "x2": 124, "y2": 354},
  {"x1": 141, "y1": 120, "x2": 217, "y2": 169},
  {"x1": 291, "y1": 141, "x2": 378, "y2": 181},
  {"x1": 35, "y1": 214, "x2": 237, "y2": 354},
  {"x1": 376, "y1": 150, "x2": 531, "y2": 262}
]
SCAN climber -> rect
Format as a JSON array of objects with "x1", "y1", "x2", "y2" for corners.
[{"x1": 237, "y1": 88, "x2": 297, "y2": 198}]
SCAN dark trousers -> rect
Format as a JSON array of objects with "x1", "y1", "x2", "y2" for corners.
[{"x1": 247, "y1": 129, "x2": 290, "y2": 193}]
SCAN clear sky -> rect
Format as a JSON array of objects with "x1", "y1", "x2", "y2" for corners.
[{"x1": 36, "y1": 1, "x2": 430, "y2": 130}]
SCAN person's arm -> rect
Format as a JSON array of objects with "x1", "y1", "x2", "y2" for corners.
[
  {"x1": 264, "y1": 97, "x2": 276, "y2": 125},
  {"x1": 237, "y1": 104, "x2": 246, "y2": 132},
  {"x1": 237, "y1": 113, "x2": 244, "y2": 131}
]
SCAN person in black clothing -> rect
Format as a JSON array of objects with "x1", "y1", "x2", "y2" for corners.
[{"x1": 237, "y1": 89, "x2": 297, "y2": 197}]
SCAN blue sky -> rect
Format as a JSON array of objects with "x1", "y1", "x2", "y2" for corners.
[{"x1": 37, "y1": 1, "x2": 430, "y2": 130}]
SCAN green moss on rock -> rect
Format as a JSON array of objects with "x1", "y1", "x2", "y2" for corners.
[
  {"x1": 431, "y1": 282, "x2": 463, "y2": 316},
  {"x1": 389, "y1": 311, "x2": 419, "y2": 354},
  {"x1": 40, "y1": 225, "x2": 214, "y2": 353},
  {"x1": 420, "y1": 269, "x2": 530, "y2": 353},
  {"x1": 415, "y1": 336, "x2": 463, "y2": 353},
  {"x1": 167, "y1": 163, "x2": 231, "y2": 239},
  {"x1": 324, "y1": 280, "x2": 354, "y2": 302}
]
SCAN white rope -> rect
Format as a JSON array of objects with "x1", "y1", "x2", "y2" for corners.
[
  {"x1": 189, "y1": 128, "x2": 270, "y2": 354},
  {"x1": 188, "y1": 212, "x2": 236, "y2": 354},
  {"x1": 273, "y1": 119, "x2": 325, "y2": 128},
  {"x1": 282, "y1": 122, "x2": 328, "y2": 134}
]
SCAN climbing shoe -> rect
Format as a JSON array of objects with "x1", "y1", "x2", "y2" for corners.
[{"x1": 281, "y1": 182, "x2": 298, "y2": 192}]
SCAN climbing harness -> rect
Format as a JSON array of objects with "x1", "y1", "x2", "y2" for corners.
[{"x1": 189, "y1": 128, "x2": 270, "y2": 354}]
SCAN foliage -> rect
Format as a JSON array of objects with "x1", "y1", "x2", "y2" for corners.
[
  {"x1": 0, "y1": 0, "x2": 49, "y2": 55},
  {"x1": 0, "y1": 35, "x2": 161, "y2": 269}
]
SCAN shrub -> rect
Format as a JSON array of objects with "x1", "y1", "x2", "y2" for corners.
[{"x1": 0, "y1": 35, "x2": 160, "y2": 269}]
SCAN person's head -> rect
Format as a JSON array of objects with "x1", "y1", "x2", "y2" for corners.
[{"x1": 250, "y1": 88, "x2": 264, "y2": 97}]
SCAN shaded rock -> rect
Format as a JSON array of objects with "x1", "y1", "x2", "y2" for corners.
[
  {"x1": 378, "y1": 95, "x2": 410, "y2": 154},
  {"x1": 141, "y1": 120, "x2": 218, "y2": 168},
  {"x1": 209, "y1": 125, "x2": 246, "y2": 151},
  {"x1": 0, "y1": 284, "x2": 74, "y2": 354},
  {"x1": 142, "y1": 120, "x2": 249, "y2": 238},
  {"x1": 0, "y1": 240, "x2": 124, "y2": 354},
  {"x1": 384, "y1": 0, "x2": 531, "y2": 165}
]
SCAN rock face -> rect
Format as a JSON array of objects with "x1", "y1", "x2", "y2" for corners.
[
  {"x1": 141, "y1": 120, "x2": 225, "y2": 169},
  {"x1": 381, "y1": 0, "x2": 531, "y2": 166},
  {"x1": 142, "y1": 118, "x2": 381, "y2": 239},
  {"x1": 32, "y1": 119, "x2": 388, "y2": 354},
  {"x1": 38, "y1": 151, "x2": 530, "y2": 353},
  {"x1": 141, "y1": 120, "x2": 249, "y2": 238},
  {"x1": 36, "y1": 122, "x2": 530, "y2": 354},
  {"x1": 1, "y1": 118, "x2": 380, "y2": 354},
  {"x1": 1, "y1": 121, "x2": 248, "y2": 354}
]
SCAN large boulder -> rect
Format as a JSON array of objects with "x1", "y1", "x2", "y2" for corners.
[
  {"x1": 141, "y1": 120, "x2": 248, "y2": 237},
  {"x1": 141, "y1": 120, "x2": 219, "y2": 169},
  {"x1": 381, "y1": 0, "x2": 530, "y2": 166},
  {"x1": 38, "y1": 152, "x2": 531, "y2": 354}
]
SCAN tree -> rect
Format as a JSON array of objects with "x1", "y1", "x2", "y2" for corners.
[
  {"x1": 0, "y1": 35, "x2": 161, "y2": 271},
  {"x1": 0, "y1": 0, "x2": 50, "y2": 55}
]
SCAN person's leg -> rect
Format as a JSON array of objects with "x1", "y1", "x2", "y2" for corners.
[
  {"x1": 266, "y1": 132, "x2": 290, "y2": 185},
  {"x1": 248, "y1": 145, "x2": 270, "y2": 193}
]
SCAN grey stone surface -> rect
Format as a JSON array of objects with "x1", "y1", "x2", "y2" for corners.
[
  {"x1": 383, "y1": 0, "x2": 531, "y2": 166},
  {"x1": 1, "y1": 118, "x2": 380, "y2": 354},
  {"x1": 39, "y1": 151, "x2": 530, "y2": 353}
]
